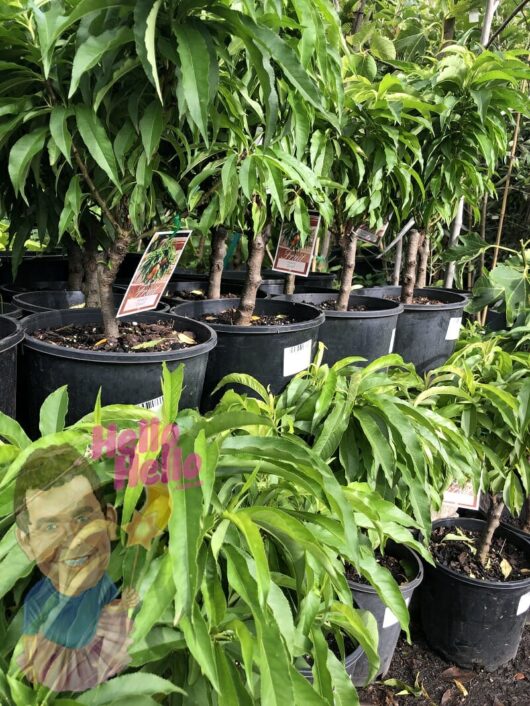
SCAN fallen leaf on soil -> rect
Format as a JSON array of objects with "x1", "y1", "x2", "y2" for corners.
[
  {"x1": 94, "y1": 338, "x2": 107, "y2": 347},
  {"x1": 513, "y1": 672, "x2": 526, "y2": 680},
  {"x1": 441, "y1": 688, "x2": 455, "y2": 705},
  {"x1": 441, "y1": 667, "x2": 474, "y2": 683},
  {"x1": 453, "y1": 679, "x2": 468, "y2": 696},
  {"x1": 493, "y1": 699, "x2": 505, "y2": 706},
  {"x1": 176, "y1": 331, "x2": 196, "y2": 344},
  {"x1": 500, "y1": 558, "x2": 513, "y2": 579},
  {"x1": 190, "y1": 290, "x2": 204, "y2": 295}
]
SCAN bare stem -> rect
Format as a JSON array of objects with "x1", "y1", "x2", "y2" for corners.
[
  {"x1": 336, "y1": 231, "x2": 357, "y2": 311},
  {"x1": 284, "y1": 273, "x2": 296, "y2": 295},
  {"x1": 392, "y1": 236, "x2": 403, "y2": 286},
  {"x1": 208, "y1": 227, "x2": 228, "y2": 299},
  {"x1": 478, "y1": 495, "x2": 505, "y2": 566},
  {"x1": 234, "y1": 226, "x2": 270, "y2": 326},
  {"x1": 401, "y1": 229, "x2": 422, "y2": 304},
  {"x1": 416, "y1": 236, "x2": 430, "y2": 289},
  {"x1": 443, "y1": 199, "x2": 464, "y2": 289}
]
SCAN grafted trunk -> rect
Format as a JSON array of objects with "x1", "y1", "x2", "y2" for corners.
[
  {"x1": 284, "y1": 274, "x2": 296, "y2": 295},
  {"x1": 66, "y1": 241, "x2": 84, "y2": 291},
  {"x1": 392, "y1": 236, "x2": 403, "y2": 286},
  {"x1": 336, "y1": 230, "x2": 357, "y2": 312},
  {"x1": 400, "y1": 229, "x2": 422, "y2": 304},
  {"x1": 97, "y1": 229, "x2": 131, "y2": 341},
  {"x1": 478, "y1": 495, "x2": 505, "y2": 565},
  {"x1": 416, "y1": 236, "x2": 430, "y2": 289},
  {"x1": 234, "y1": 226, "x2": 270, "y2": 326},
  {"x1": 208, "y1": 227, "x2": 228, "y2": 300}
]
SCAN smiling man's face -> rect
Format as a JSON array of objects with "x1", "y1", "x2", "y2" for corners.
[{"x1": 17, "y1": 476, "x2": 116, "y2": 596}]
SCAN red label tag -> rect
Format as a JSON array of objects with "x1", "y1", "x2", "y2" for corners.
[
  {"x1": 272, "y1": 213, "x2": 321, "y2": 277},
  {"x1": 117, "y1": 230, "x2": 191, "y2": 318}
]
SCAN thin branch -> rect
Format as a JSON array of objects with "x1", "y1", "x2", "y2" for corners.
[{"x1": 486, "y1": 0, "x2": 530, "y2": 46}]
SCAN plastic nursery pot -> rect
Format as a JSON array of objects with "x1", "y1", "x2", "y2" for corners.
[
  {"x1": 161, "y1": 280, "x2": 266, "y2": 304},
  {"x1": 0, "y1": 315, "x2": 24, "y2": 417},
  {"x1": 458, "y1": 507, "x2": 530, "y2": 543},
  {"x1": 261, "y1": 269, "x2": 337, "y2": 291},
  {"x1": 222, "y1": 271, "x2": 286, "y2": 297},
  {"x1": 15, "y1": 290, "x2": 169, "y2": 315},
  {"x1": 356, "y1": 286, "x2": 466, "y2": 374},
  {"x1": 347, "y1": 542, "x2": 424, "y2": 687},
  {"x1": 0, "y1": 280, "x2": 69, "y2": 302},
  {"x1": 0, "y1": 302, "x2": 23, "y2": 320},
  {"x1": 419, "y1": 518, "x2": 530, "y2": 671},
  {"x1": 171, "y1": 297, "x2": 325, "y2": 411},
  {"x1": 274, "y1": 293, "x2": 403, "y2": 367},
  {"x1": 486, "y1": 307, "x2": 507, "y2": 332},
  {"x1": 18, "y1": 309, "x2": 217, "y2": 437},
  {"x1": 298, "y1": 644, "x2": 364, "y2": 684}
]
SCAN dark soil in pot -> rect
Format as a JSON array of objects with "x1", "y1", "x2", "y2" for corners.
[
  {"x1": 419, "y1": 518, "x2": 530, "y2": 671},
  {"x1": 355, "y1": 286, "x2": 467, "y2": 374},
  {"x1": 14, "y1": 290, "x2": 169, "y2": 315},
  {"x1": 161, "y1": 280, "x2": 266, "y2": 303},
  {"x1": 18, "y1": 310, "x2": 217, "y2": 436},
  {"x1": 0, "y1": 315, "x2": 24, "y2": 417},
  {"x1": 0, "y1": 302, "x2": 23, "y2": 320},
  {"x1": 346, "y1": 542, "x2": 424, "y2": 686},
  {"x1": 171, "y1": 298, "x2": 324, "y2": 411},
  {"x1": 358, "y1": 624, "x2": 530, "y2": 706},
  {"x1": 274, "y1": 292, "x2": 402, "y2": 366}
]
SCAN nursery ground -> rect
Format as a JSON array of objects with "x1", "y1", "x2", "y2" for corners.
[{"x1": 358, "y1": 624, "x2": 529, "y2": 706}]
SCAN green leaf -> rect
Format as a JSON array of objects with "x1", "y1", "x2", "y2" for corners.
[
  {"x1": 39, "y1": 385, "x2": 69, "y2": 436},
  {"x1": 8, "y1": 127, "x2": 47, "y2": 203},
  {"x1": 0, "y1": 544, "x2": 33, "y2": 600},
  {"x1": 156, "y1": 171, "x2": 186, "y2": 210},
  {"x1": 80, "y1": 673, "x2": 185, "y2": 705},
  {"x1": 0, "y1": 411, "x2": 31, "y2": 449},
  {"x1": 161, "y1": 361, "x2": 184, "y2": 425},
  {"x1": 140, "y1": 100, "x2": 164, "y2": 161},
  {"x1": 49, "y1": 106, "x2": 72, "y2": 164},
  {"x1": 370, "y1": 34, "x2": 396, "y2": 61},
  {"x1": 134, "y1": 0, "x2": 163, "y2": 101},
  {"x1": 75, "y1": 106, "x2": 121, "y2": 189},
  {"x1": 69, "y1": 27, "x2": 133, "y2": 98},
  {"x1": 132, "y1": 552, "x2": 175, "y2": 642},
  {"x1": 225, "y1": 510, "x2": 270, "y2": 606},
  {"x1": 175, "y1": 21, "x2": 212, "y2": 141}
]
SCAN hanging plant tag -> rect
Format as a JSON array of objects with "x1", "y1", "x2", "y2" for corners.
[
  {"x1": 389, "y1": 328, "x2": 396, "y2": 354},
  {"x1": 283, "y1": 340, "x2": 312, "y2": 376},
  {"x1": 383, "y1": 597, "x2": 410, "y2": 629},
  {"x1": 468, "y1": 10, "x2": 480, "y2": 22},
  {"x1": 272, "y1": 212, "x2": 321, "y2": 277},
  {"x1": 445, "y1": 316, "x2": 463, "y2": 341},
  {"x1": 138, "y1": 395, "x2": 164, "y2": 412},
  {"x1": 354, "y1": 221, "x2": 389, "y2": 244},
  {"x1": 117, "y1": 229, "x2": 192, "y2": 318}
]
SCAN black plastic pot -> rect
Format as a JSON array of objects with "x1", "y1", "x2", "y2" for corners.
[
  {"x1": 160, "y1": 280, "x2": 266, "y2": 304},
  {"x1": 356, "y1": 286, "x2": 467, "y2": 374},
  {"x1": 19, "y1": 310, "x2": 217, "y2": 436},
  {"x1": 458, "y1": 507, "x2": 530, "y2": 543},
  {"x1": 347, "y1": 543, "x2": 424, "y2": 686},
  {"x1": 0, "y1": 302, "x2": 23, "y2": 320},
  {"x1": 419, "y1": 518, "x2": 530, "y2": 671},
  {"x1": 222, "y1": 272, "x2": 285, "y2": 297},
  {"x1": 171, "y1": 298, "x2": 325, "y2": 410},
  {"x1": 14, "y1": 290, "x2": 169, "y2": 315},
  {"x1": 274, "y1": 293, "x2": 402, "y2": 366},
  {"x1": 486, "y1": 307, "x2": 507, "y2": 332},
  {"x1": 0, "y1": 280, "x2": 69, "y2": 301},
  {"x1": 0, "y1": 315, "x2": 24, "y2": 417}
]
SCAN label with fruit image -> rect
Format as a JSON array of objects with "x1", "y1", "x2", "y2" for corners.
[
  {"x1": 272, "y1": 212, "x2": 321, "y2": 277},
  {"x1": 117, "y1": 230, "x2": 192, "y2": 317}
]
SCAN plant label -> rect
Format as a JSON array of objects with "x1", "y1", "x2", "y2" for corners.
[
  {"x1": 283, "y1": 340, "x2": 312, "y2": 377},
  {"x1": 272, "y1": 212, "x2": 321, "y2": 277},
  {"x1": 389, "y1": 328, "x2": 396, "y2": 353},
  {"x1": 354, "y1": 221, "x2": 389, "y2": 244},
  {"x1": 517, "y1": 592, "x2": 530, "y2": 616},
  {"x1": 383, "y1": 597, "x2": 411, "y2": 629},
  {"x1": 445, "y1": 316, "x2": 462, "y2": 341},
  {"x1": 117, "y1": 229, "x2": 192, "y2": 318},
  {"x1": 138, "y1": 395, "x2": 164, "y2": 413}
]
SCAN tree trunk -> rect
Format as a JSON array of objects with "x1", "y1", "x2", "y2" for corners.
[
  {"x1": 521, "y1": 496, "x2": 530, "y2": 534},
  {"x1": 234, "y1": 226, "x2": 270, "y2": 326},
  {"x1": 443, "y1": 199, "x2": 464, "y2": 289},
  {"x1": 336, "y1": 230, "x2": 357, "y2": 312},
  {"x1": 481, "y1": 0, "x2": 499, "y2": 45},
  {"x1": 82, "y1": 230, "x2": 100, "y2": 308},
  {"x1": 400, "y1": 229, "x2": 422, "y2": 304},
  {"x1": 284, "y1": 274, "x2": 296, "y2": 295},
  {"x1": 320, "y1": 229, "x2": 332, "y2": 270},
  {"x1": 416, "y1": 236, "x2": 430, "y2": 289},
  {"x1": 353, "y1": 0, "x2": 368, "y2": 32},
  {"x1": 478, "y1": 495, "x2": 505, "y2": 565},
  {"x1": 392, "y1": 236, "x2": 403, "y2": 286},
  {"x1": 66, "y1": 241, "x2": 84, "y2": 291},
  {"x1": 208, "y1": 227, "x2": 228, "y2": 300},
  {"x1": 97, "y1": 230, "x2": 131, "y2": 341},
  {"x1": 443, "y1": 16, "x2": 455, "y2": 41}
]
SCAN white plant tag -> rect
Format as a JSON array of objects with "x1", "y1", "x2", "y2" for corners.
[
  {"x1": 445, "y1": 316, "x2": 462, "y2": 341},
  {"x1": 469, "y1": 10, "x2": 480, "y2": 22},
  {"x1": 389, "y1": 328, "x2": 396, "y2": 354},
  {"x1": 382, "y1": 597, "x2": 410, "y2": 629},
  {"x1": 517, "y1": 592, "x2": 530, "y2": 616},
  {"x1": 138, "y1": 395, "x2": 164, "y2": 413},
  {"x1": 283, "y1": 340, "x2": 312, "y2": 377}
]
